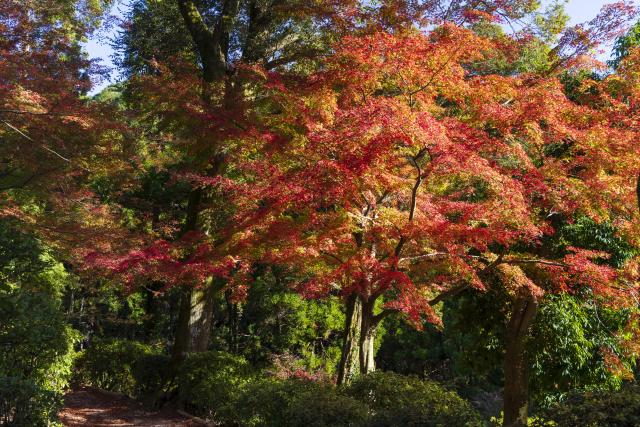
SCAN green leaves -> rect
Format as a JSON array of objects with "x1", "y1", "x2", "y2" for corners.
[
  {"x1": 0, "y1": 220, "x2": 79, "y2": 425},
  {"x1": 528, "y1": 295, "x2": 631, "y2": 403},
  {"x1": 556, "y1": 216, "x2": 635, "y2": 268}
]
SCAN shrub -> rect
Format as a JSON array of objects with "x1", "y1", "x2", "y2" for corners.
[
  {"x1": 0, "y1": 223, "x2": 79, "y2": 426},
  {"x1": 285, "y1": 383, "x2": 369, "y2": 427},
  {"x1": 344, "y1": 371, "x2": 483, "y2": 427},
  {"x1": 177, "y1": 351, "x2": 254, "y2": 422},
  {"x1": 235, "y1": 378, "x2": 369, "y2": 427},
  {"x1": 0, "y1": 377, "x2": 62, "y2": 427},
  {"x1": 75, "y1": 338, "x2": 171, "y2": 401},
  {"x1": 0, "y1": 289, "x2": 79, "y2": 394},
  {"x1": 131, "y1": 353, "x2": 173, "y2": 406},
  {"x1": 532, "y1": 385, "x2": 640, "y2": 427}
]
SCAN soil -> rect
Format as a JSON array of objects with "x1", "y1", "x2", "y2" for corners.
[{"x1": 58, "y1": 387, "x2": 206, "y2": 427}]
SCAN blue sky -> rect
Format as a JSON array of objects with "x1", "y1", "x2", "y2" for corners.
[{"x1": 84, "y1": 0, "x2": 632, "y2": 93}]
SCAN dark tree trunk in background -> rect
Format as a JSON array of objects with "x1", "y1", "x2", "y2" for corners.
[
  {"x1": 503, "y1": 295, "x2": 538, "y2": 427},
  {"x1": 171, "y1": 189, "x2": 207, "y2": 367},
  {"x1": 225, "y1": 289, "x2": 243, "y2": 354}
]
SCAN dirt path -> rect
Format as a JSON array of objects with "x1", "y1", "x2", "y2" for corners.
[{"x1": 58, "y1": 387, "x2": 205, "y2": 427}]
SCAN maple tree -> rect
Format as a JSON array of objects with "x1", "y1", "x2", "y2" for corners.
[
  {"x1": 220, "y1": 3, "x2": 640, "y2": 426},
  {"x1": 83, "y1": 0, "x2": 366, "y2": 368},
  {"x1": 0, "y1": 0, "x2": 137, "y2": 261}
]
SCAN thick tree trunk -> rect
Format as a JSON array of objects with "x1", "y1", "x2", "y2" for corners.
[
  {"x1": 337, "y1": 295, "x2": 379, "y2": 384},
  {"x1": 503, "y1": 296, "x2": 538, "y2": 427},
  {"x1": 171, "y1": 280, "x2": 216, "y2": 366},
  {"x1": 171, "y1": 188, "x2": 207, "y2": 367},
  {"x1": 337, "y1": 294, "x2": 363, "y2": 385}
]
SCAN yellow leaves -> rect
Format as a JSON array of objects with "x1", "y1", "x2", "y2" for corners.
[
  {"x1": 613, "y1": 47, "x2": 640, "y2": 87},
  {"x1": 496, "y1": 263, "x2": 545, "y2": 300},
  {"x1": 6, "y1": 86, "x2": 48, "y2": 114},
  {"x1": 306, "y1": 88, "x2": 338, "y2": 126},
  {"x1": 523, "y1": 121, "x2": 545, "y2": 151}
]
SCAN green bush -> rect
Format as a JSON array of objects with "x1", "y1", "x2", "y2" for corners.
[
  {"x1": 532, "y1": 385, "x2": 640, "y2": 426},
  {"x1": 75, "y1": 338, "x2": 171, "y2": 401},
  {"x1": 0, "y1": 222, "x2": 79, "y2": 426},
  {"x1": 132, "y1": 353, "x2": 173, "y2": 405},
  {"x1": 0, "y1": 377, "x2": 62, "y2": 427},
  {"x1": 286, "y1": 383, "x2": 369, "y2": 427},
  {"x1": 235, "y1": 378, "x2": 368, "y2": 427},
  {"x1": 177, "y1": 351, "x2": 254, "y2": 422},
  {"x1": 0, "y1": 288, "x2": 79, "y2": 394},
  {"x1": 344, "y1": 371, "x2": 483, "y2": 427}
]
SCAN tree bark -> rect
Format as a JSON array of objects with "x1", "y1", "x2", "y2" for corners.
[
  {"x1": 337, "y1": 294, "x2": 363, "y2": 385},
  {"x1": 503, "y1": 295, "x2": 538, "y2": 427},
  {"x1": 171, "y1": 188, "x2": 205, "y2": 367},
  {"x1": 173, "y1": 283, "x2": 216, "y2": 357},
  {"x1": 337, "y1": 295, "x2": 380, "y2": 384},
  {"x1": 359, "y1": 298, "x2": 377, "y2": 375}
]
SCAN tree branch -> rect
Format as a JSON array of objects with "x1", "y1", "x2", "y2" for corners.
[
  {"x1": 321, "y1": 251, "x2": 344, "y2": 265},
  {"x1": 372, "y1": 308, "x2": 395, "y2": 326},
  {"x1": 1, "y1": 120, "x2": 88, "y2": 171},
  {"x1": 394, "y1": 148, "x2": 428, "y2": 258},
  {"x1": 398, "y1": 252, "x2": 448, "y2": 264},
  {"x1": 504, "y1": 258, "x2": 568, "y2": 268},
  {"x1": 429, "y1": 284, "x2": 469, "y2": 306},
  {"x1": 0, "y1": 109, "x2": 71, "y2": 117}
]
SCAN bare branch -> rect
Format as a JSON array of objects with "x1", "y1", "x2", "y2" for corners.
[
  {"x1": 504, "y1": 258, "x2": 568, "y2": 268},
  {"x1": 2, "y1": 120, "x2": 71, "y2": 163},
  {"x1": 372, "y1": 308, "x2": 395, "y2": 326},
  {"x1": 394, "y1": 148, "x2": 428, "y2": 258},
  {"x1": 398, "y1": 252, "x2": 448, "y2": 264},
  {"x1": 0, "y1": 109, "x2": 71, "y2": 117},
  {"x1": 429, "y1": 284, "x2": 469, "y2": 306}
]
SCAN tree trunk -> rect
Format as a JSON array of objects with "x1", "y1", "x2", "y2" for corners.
[
  {"x1": 359, "y1": 299, "x2": 377, "y2": 375},
  {"x1": 225, "y1": 289, "x2": 243, "y2": 354},
  {"x1": 171, "y1": 281, "x2": 216, "y2": 365},
  {"x1": 171, "y1": 188, "x2": 207, "y2": 367},
  {"x1": 503, "y1": 296, "x2": 538, "y2": 427},
  {"x1": 337, "y1": 295, "x2": 380, "y2": 384},
  {"x1": 337, "y1": 294, "x2": 363, "y2": 385}
]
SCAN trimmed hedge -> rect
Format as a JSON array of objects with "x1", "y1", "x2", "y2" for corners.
[
  {"x1": 233, "y1": 372, "x2": 481, "y2": 427},
  {"x1": 235, "y1": 378, "x2": 368, "y2": 427}
]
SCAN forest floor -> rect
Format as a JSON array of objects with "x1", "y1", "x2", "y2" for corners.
[{"x1": 59, "y1": 387, "x2": 206, "y2": 426}]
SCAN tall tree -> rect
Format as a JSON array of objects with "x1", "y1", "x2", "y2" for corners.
[
  {"x1": 89, "y1": 0, "x2": 358, "y2": 366},
  {"x1": 233, "y1": 6, "x2": 640, "y2": 427}
]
